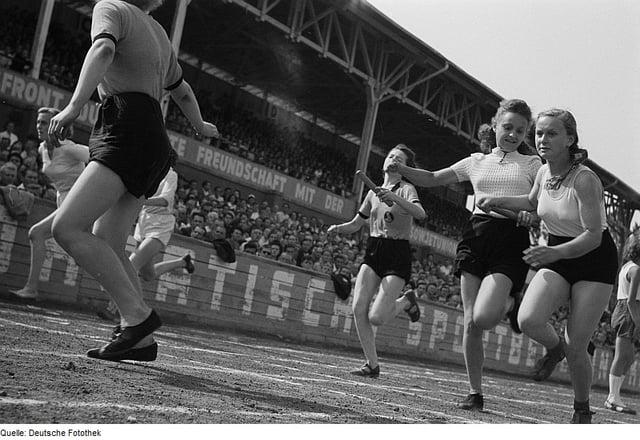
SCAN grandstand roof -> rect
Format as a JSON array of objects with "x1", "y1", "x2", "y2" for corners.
[
  {"x1": 60, "y1": 0, "x2": 640, "y2": 208},
  {"x1": 150, "y1": 0, "x2": 499, "y2": 172}
]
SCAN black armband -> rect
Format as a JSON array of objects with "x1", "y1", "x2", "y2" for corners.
[
  {"x1": 93, "y1": 33, "x2": 117, "y2": 45},
  {"x1": 165, "y1": 76, "x2": 184, "y2": 91}
]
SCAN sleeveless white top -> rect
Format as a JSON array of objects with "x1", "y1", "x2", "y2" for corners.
[
  {"x1": 537, "y1": 164, "x2": 607, "y2": 237},
  {"x1": 616, "y1": 261, "x2": 640, "y2": 301}
]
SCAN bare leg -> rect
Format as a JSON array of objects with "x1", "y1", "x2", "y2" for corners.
[
  {"x1": 153, "y1": 257, "x2": 188, "y2": 277},
  {"x1": 368, "y1": 275, "x2": 408, "y2": 326},
  {"x1": 460, "y1": 272, "x2": 483, "y2": 394},
  {"x1": 472, "y1": 273, "x2": 513, "y2": 329},
  {"x1": 13, "y1": 210, "x2": 56, "y2": 297},
  {"x1": 351, "y1": 265, "x2": 382, "y2": 368},
  {"x1": 607, "y1": 336, "x2": 635, "y2": 404},
  {"x1": 565, "y1": 281, "x2": 612, "y2": 402},
  {"x1": 130, "y1": 237, "x2": 165, "y2": 281},
  {"x1": 518, "y1": 269, "x2": 569, "y2": 349},
  {"x1": 51, "y1": 162, "x2": 150, "y2": 327}
]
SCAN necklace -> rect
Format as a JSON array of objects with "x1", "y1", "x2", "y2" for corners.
[{"x1": 545, "y1": 162, "x2": 579, "y2": 190}]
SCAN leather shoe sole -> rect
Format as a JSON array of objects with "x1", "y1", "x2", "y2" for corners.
[
  {"x1": 87, "y1": 342, "x2": 158, "y2": 362},
  {"x1": 93, "y1": 310, "x2": 161, "y2": 358}
]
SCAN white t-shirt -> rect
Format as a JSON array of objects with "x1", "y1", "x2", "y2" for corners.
[
  {"x1": 450, "y1": 148, "x2": 541, "y2": 217},
  {"x1": 40, "y1": 140, "x2": 89, "y2": 195}
]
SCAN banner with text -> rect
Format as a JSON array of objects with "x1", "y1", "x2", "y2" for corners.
[
  {"x1": 168, "y1": 131, "x2": 355, "y2": 219},
  {"x1": 410, "y1": 226, "x2": 457, "y2": 257},
  {"x1": 1, "y1": 200, "x2": 639, "y2": 392},
  {"x1": 0, "y1": 67, "x2": 99, "y2": 128}
]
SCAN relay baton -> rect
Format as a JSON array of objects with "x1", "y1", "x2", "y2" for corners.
[{"x1": 355, "y1": 170, "x2": 393, "y2": 206}]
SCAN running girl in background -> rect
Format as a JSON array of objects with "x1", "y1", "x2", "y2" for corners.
[
  {"x1": 11, "y1": 107, "x2": 88, "y2": 300},
  {"x1": 328, "y1": 145, "x2": 425, "y2": 378},
  {"x1": 605, "y1": 229, "x2": 640, "y2": 415}
]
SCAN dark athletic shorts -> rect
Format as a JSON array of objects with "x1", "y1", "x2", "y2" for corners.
[
  {"x1": 90, "y1": 92, "x2": 171, "y2": 198},
  {"x1": 611, "y1": 299, "x2": 638, "y2": 340},
  {"x1": 542, "y1": 230, "x2": 617, "y2": 285},
  {"x1": 454, "y1": 214, "x2": 530, "y2": 293},
  {"x1": 363, "y1": 236, "x2": 412, "y2": 284}
]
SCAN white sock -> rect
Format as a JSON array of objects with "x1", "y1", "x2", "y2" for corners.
[{"x1": 608, "y1": 374, "x2": 624, "y2": 403}]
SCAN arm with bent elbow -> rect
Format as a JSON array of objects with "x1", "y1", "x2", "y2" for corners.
[
  {"x1": 170, "y1": 81, "x2": 218, "y2": 138},
  {"x1": 551, "y1": 173, "x2": 605, "y2": 259},
  {"x1": 49, "y1": 39, "x2": 115, "y2": 138}
]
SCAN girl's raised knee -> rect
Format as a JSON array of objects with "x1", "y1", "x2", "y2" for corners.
[
  {"x1": 473, "y1": 311, "x2": 500, "y2": 330},
  {"x1": 368, "y1": 312, "x2": 385, "y2": 326}
]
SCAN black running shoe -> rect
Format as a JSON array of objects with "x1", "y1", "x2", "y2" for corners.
[
  {"x1": 532, "y1": 342, "x2": 565, "y2": 382},
  {"x1": 457, "y1": 393, "x2": 484, "y2": 411},
  {"x1": 183, "y1": 254, "x2": 195, "y2": 274},
  {"x1": 571, "y1": 409, "x2": 594, "y2": 424},
  {"x1": 350, "y1": 362, "x2": 380, "y2": 378},
  {"x1": 87, "y1": 342, "x2": 158, "y2": 362},
  {"x1": 402, "y1": 289, "x2": 421, "y2": 322}
]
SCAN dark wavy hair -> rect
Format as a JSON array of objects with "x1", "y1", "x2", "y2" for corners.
[
  {"x1": 622, "y1": 227, "x2": 640, "y2": 263},
  {"x1": 491, "y1": 99, "x2": 536, "y2": 155},
  {"x1": 392, "y1": 144, "x2": 416, "y2": 168},
  {"x1": 391, "y1": 144, "x2": 417, "y2": 184},
  {"x1": 477, "y1": 123, "x2": 495, "y2": 153}
]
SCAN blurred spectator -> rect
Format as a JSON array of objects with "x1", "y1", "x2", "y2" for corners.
[
  {"x1": 0, "y1": 121, "x2": 19, "y2": 150},
  {"x1": 0, "y1": 162, "x2": 18, "y2": 185},
  {"x1": 242, "y1": 240, "x2": 259, "y2": 255}
]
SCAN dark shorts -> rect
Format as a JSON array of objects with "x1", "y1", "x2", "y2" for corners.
[
  {"x1": 611, "y1": 299, "x2": 637, "y2": 340},
  {"x1": 543, "y1": 230, "x2": 618, "y2": 285},
  {"x1": 90, "y1": 92, "x2": 172, "y2": 198},
  {"x1": 454, "y1": 214, "x2": 530, "y2": 293},
  {"x1": 363, "y1": 236, "x2": 412, "y2": 284}
]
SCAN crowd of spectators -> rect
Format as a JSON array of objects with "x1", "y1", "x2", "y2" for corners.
[
  {"x1": 166, "y1": 173, "x2": 465, "y2": 311},
  {"x1": 0, "y1": 4, "x2": 621, "y2": 349},
  {"x1": 0, "y1": 3, "x2": 469, "y2": 239},
  {"x1": 0, "y1": 7, "x2": 89, "y2": 91}
]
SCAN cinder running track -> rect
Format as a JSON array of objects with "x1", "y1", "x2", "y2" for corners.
[{"x1": 0, "y1": 297, "x2": 637, "y2": 424}]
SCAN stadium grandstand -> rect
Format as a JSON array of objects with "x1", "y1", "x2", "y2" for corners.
[{"x1": 0, "y1": 0, "x2": 639, "y2": 384}]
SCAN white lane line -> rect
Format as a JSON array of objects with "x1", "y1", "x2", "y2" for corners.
[
  {"x1": 0, "y1": 397, "x2": 210, "y2": 415},
  {"x1": 3, "y1": 308, "x2": 634, "y2": 424},
  {"x1": 0, "y1": 396, "x2": 351, "y2": 422},
  {"x1": 0, "y1": 317, "x2": 78, "y2": 337},
  {"x1": 158, "y1": 350, "x2": 483, "y2": 423},
  {"x1": 322, "y1": 389, "x2": 478, "y2": 424},
  {"x1": 150, "y1": 339, "x2": 564, "y2": 424}
]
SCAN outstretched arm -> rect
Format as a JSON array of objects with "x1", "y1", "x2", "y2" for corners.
[
  {"x1": 390, "y1": 162, "x2": 458, "y2": 187},
  {"x1": 328, "y1": 192, "x2": 371, "y2": 235}
]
